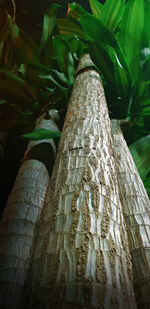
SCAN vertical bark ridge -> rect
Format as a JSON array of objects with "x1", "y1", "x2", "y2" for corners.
[
  {"x1": 111, "y1": 119, "x2": 150, "y2": 309},
  {"x1": 0, "y1": 110, "x2": 59, "y2": 309},
  {"x1": 23, "y1": 55, "x2": 136, "y2": 309}
]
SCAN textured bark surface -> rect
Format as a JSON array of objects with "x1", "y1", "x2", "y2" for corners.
[
  {"x1": 111, "y1": 119, "x2": 150, "y2": 309},
  {"x1": 0, "y1": 110, "x2": 59, "y2": 309},
  {"x1": 23, "y1": 55, "x2": 136, "y2": 309}
]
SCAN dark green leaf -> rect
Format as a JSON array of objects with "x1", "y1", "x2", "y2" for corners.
[
  {"x1": 79, "y1": 14, "x2": 129, "y2": 72},
  {"x1": 40, "y1": 4, "x2": 60, "y2": 66},
  {"x1": 89, "y1": 41, "x2": 116, "y2": 87},
  {"x1": 78, "y1": 14, "x2": 130, "y2": 99},
  {"x1": 10, "y1": 24, "x2": 40, "y2": 64},
  {"x1": 67, "y1": 2, "x2": 88, "y2": 22},
  {"x1": 22, "y1": 128, "x2": 61, "y2": 140},
  {"x1": 57, "y1": 18, "x2": 85, "y2": 38},
  {"x1": 129, "y1": 134, "x2": 150, "y2": 179},
  {"x1": 53, "y1": 36, "x2": 75, "y2": 85}
]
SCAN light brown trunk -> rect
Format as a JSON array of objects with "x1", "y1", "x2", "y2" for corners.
[
  {"x1": 0, "y1": 110, "x2": 59, "y2": 308},
  {"x1": 111, "y1": 119, "x2": 150, "y2": 309},
  {"x1": 23, "y1": 55, "x2": 136, "y2": 309}
]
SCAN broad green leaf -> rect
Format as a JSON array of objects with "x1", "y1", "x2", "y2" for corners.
[
  {"x1": 89, "y1": 41, "x2": 116, "y2": 87},
  {"x1": 89, "y1": 0, "x2": 103, "y2": 19},
  {"x1": 53, "y1": 36, "x2": 75, "y2": 85},
  {"x1": 102, "y1": 0, "x2": 126, "y2": 33},
  {"x1": 129, "y1": 134, "x2": 150, "y2": 178},
  {"x1": 79, "y1": 14, "x2": 130, "y2": 99},
  {"x1": 118, "y1": 0, "x2": 144, "y2": 84},
  {"x1": 57, "y1": 18, "x2": 85, "y2": 38},
  {"x1": 22, "y1": 128, "x2": 61, "y2": 140},
  {"x1": 40, "y1": 4, "x2": 60, "y2": 66},
  {"x1": 79, "y1": 13, "x2": 129, "y2": 71}
]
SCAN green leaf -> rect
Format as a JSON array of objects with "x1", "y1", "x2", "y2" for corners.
[
  {"x1": 22, "y1": 128, "x2": 61, "y2": 140},
  {"x1": 64, "y1": 35, "x2": 85, "y2": 60},
  {"x1": 79, "y1": 14, "x2": 130, "y2": 99},
  {"x1": 40, "y1": 4, "x2": 60, "y2": 66},
  {"x1": 129, "y1": 134, "x2": 150, "y2": 179},
  {"x1": 67, "y1": 2, "x2": 88, "y2": 22},
  {"x1": 89, "y1": 41, "x2": 116, "y2": 87},
  {"x1": 89, "y1": 0, "x2": 103, "y2": 19},
  {"x1": 53, "y1": 36, "x2": 75, "y2": 85},
  {"x1": 57, "y1": 18, "x2": 85, "y2": 38},
  {"x1": 143, "y1": 177, "x2": 150, "y2": 198},
  {"x1": 10, "y1": 23, "x2": 40, "y2": 64},
  {"x1": 102, "y1": 0, "x2": 126, "y2": 33},
  {"x1": 118, "y1": 0, "x2": 144, "y2": 84}
]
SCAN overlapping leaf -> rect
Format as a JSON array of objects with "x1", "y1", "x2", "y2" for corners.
[
  {"x1": 89, "y1": 0, "x2": 103, "y2": 19},
  {"x1": 40, "y1": 4, "x2": 60, "y2": 66},
  {"x1": 101, "y1": 0, "x2": 126, "y2": 33},
  {"x1": 118, "y1": 0, "x2": 144, "y2": 84},
  {"x1": 53, "y1": 36, "x2": 75, "y2": 85},
  {"x1": 78, "y1": 13, "x2": 130, "y2": 100},
  {"x1": 57, "y1": 18, "x2": 85, "y2": 38}
]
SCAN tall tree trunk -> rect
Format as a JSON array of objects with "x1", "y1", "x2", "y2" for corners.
[
  {"x1": 0, "y1": 109, "x2": 59, "y2": 309},
  {"x1": 23, "y1": 55, "x2": 136, "y2": 309},
  {"x1": 111, "y1": 119, "x2": 150, "y2": 309}
]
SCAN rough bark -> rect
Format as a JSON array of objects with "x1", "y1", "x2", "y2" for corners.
[
  {"x1": 111, "y1": 119, "x2": 150, "y2": 309},
  {"x1": 23, "y1": 55, "x2": 136, "y2": 309},
  {"x1": 0, "y1": 109, "x2": 59, "y2": 309}
]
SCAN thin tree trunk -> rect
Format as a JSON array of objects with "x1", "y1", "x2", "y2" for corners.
[
  {"x1": 111, "y1": 119, "x2": 150, "y2": 309},
  {"x1": 23, "y1": 55, "x2": 136, "y2": 309},
  {"x1": 0, "y1": 109, "x2": 59, "y2": 309}
]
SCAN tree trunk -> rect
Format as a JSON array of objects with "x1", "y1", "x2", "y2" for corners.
[
  {"x1": 23, "y1": 55, "x2": 136, "y2": 309},
  {"x1": 0, "y1": 109, "x2": 59, "y2": 309},
  {"x1": 111, "y1": 119, "x2": 150, "y2": 309}
]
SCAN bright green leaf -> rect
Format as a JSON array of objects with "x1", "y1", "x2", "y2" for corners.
[
  {"x1": 118, "y1": 0, "x2": 144, "y2": 84},
  {"x1": 22, "y1": 128, "x2": 61, "y2": 140},
  {"x1": 102, "y1": 0, "x2": 126, "y2": 33},
  {"x1": 89, "y1": 0, "x2": 103, "y2": 19}
]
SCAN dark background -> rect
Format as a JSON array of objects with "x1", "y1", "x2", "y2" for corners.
[{"x1": 1, "y1": 0, "x2": 105, "y2": 43}]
